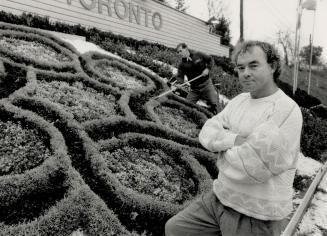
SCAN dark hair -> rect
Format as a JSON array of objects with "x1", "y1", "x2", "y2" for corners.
[
  {"x1": 232, "y1": 40, "x2": 282, "y2": 82},
  {"x1": 176, "y1": 43, "x2": 188, "y2": 50}
]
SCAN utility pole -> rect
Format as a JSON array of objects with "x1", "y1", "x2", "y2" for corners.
[
  {"x1": 307, "y1": 8, "x2": 317, "y2": 95},
  {"x1": 293, "y1": 0, "x2": 303, "y2": 95},
  {"x1": 240, "y1": 0, "x2": 244, "y2": 42}
]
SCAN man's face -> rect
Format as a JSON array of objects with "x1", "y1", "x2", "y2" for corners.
[
  {"x1": 177, "y1": 46, "x2": 190, "y2": 58},
  {"x1": 236, "y1": 46, "x2": 276, "y2": 98}
]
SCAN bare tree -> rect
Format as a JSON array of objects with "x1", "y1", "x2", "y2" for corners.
[
  {"x1": 207, "y1": 0, "x2": 227, "y2": 19},
  {"x1": 277, "y1": 30, "x2": 294, "y2": 66}
]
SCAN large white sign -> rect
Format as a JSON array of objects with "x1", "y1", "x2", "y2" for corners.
[{"x1": 67, "y1": 0, "x2": 163, "y2": 30}]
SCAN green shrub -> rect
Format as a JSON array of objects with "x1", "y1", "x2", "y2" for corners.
[
  {"x1": 0, "y1": 23, "x2": 80, "y2": 73},
  {"x1": 210, "y1": 65, "x2": 242, "y2": 99},
  {"x1": 310, "y1": 104, "x2": 327, "y2": 120},
  {"x1": 83, "y1": 116, "x2": 203, "y2": 149},
  {"x1": 145, "y1": 98, "x2": 207, "y2": 139},
  {"x1": 0, "y1": 60, "x2": 27, "y2": 99},
  {"x1": 277, "y1": 79, "x2": 321, "y2": 108},
  {"x1": 95, "y1": 133, "x2": 212, "y2": 235},
  {"x1": 300, "y1": 108, "x2": 327, "y2": 162}
]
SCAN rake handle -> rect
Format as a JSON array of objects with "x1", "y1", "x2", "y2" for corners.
[{"x1": 154, "y1": 74, "x2": 204, "y2": 99}]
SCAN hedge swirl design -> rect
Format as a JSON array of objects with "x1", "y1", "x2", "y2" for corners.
[{"x1": 0, "y1": 21, "x2": 214, "y2": 235}]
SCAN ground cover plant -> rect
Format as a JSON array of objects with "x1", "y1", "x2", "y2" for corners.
[
  {"x1": 103, "y1": 146, "x2": 197, "y2": 204},
  {"x1": 0, "y1": 26, "x2": 78, "y2": 73},
  {"x1": 34, "y1": 80, "x2": 118, "y2": 122},
  {"x1": 154, "y1": 105, "x2": 201, "y2": 138},
  {"x1": 94, "y1": 60, "x2": 145, "y2": 90},
  {"x1": 94, "y1": 134, "x2": 213, "y2": 235},
  {"x1": 145, "y1": 98, "x2": 208, "y2": 139},
  {"x1": 0, "y1": 120, "x2": 51, "y2": 175},
  {"x1": 80, "y1": 52, "x2": 158, "y2": 94},
  {"x1": 0, "y1": 36, "x2": 70, "y2": 64}
]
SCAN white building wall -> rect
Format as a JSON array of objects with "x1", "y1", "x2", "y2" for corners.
[{"x1": 0, "y1": 0, "x2": 230, "y2": 57}]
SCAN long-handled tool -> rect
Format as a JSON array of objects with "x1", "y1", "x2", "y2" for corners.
[{"x1": 153, "y1": 74, "x2": 203, "y2": 99}]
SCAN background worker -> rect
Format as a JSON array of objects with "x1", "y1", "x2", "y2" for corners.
[{"x1": 174, "y1": 43, "x2": 218, "y2": 114}]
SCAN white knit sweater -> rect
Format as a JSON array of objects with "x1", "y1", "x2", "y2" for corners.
[{"x1": 199, "y1": 89, "x2": 303, "y2": 220}]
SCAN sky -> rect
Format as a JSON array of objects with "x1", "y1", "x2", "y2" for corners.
[{"x1": 173, "y1": 0, "x2": 327, "y2": 61}]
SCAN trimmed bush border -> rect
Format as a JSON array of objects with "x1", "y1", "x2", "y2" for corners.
[
  {"x1": 144, "y1": 96, "x2": 208, "y2": 138},
  {"x1": 0, "y1": 27, "x2": 79, "y2": 73},
  {"x1": 80, "y1": 52, "x2": 169, "y2": 120},
  {"x1": 83, "y1": 117, "x2": 218, "y2": 177},
  {"x1": 83, "y1": 115, "x2": 202, "y2": 149},
  {"x1": 310, "y1": 104, "x2": 327, "y2": 120},
  {"x1": 9, "y1": 94, "x2": 145, "y2": 234},
  {"x1": 8, "y1": 65, "x2": 136, "y2": 121},
  {"x1": 80, "y1": 52, "x2": 159, "y2": 94},
  {"x1": 300, "y1": 108, "x2": 327, "y2": 162},
  {"x1": 94, "y1": 133, "x2": 213, "y2": 235},
  {"x1": 0, "y1": 60, "x2": 5, "y2": 77},
  {"x1": 117, "y1": 132, "x2": 219, "y2": 179},
  {"x1": 0, "y1": 167, "x2": 133, "y2": 236},
  {"x1": 0, "y1": 21, "x2": 79, "y2": 55},
  {"x1": 0, "y1": 59, "x2": 28, "y2": 99},
  {"x1": 0, "y1": 99, "x2": 70, "y2": 208}
]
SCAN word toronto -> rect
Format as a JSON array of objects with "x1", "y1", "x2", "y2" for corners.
[{"x1": 67, "y1": 0, "x2": 163, "y2": 30}]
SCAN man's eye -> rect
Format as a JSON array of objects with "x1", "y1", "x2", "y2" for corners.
[
  {"x1": 237, "y1": 66, "x2": 245, "y2": 71},
  {"x1": 250, "y1": 64, "x2": 258, "y2": 69}
]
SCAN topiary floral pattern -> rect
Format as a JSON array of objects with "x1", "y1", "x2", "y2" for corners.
[
  {"x1": 0, "y1": 36, "x2": 71, "y2": 64},
  {"x1": 154, "y1": 106, "x2": 200, "y2": 138},
  {"x1": 35, "y1": 80, "x2": 118, "y2": 122},
  {"x1": 103, "y1": 146, "x2": 196, "y2": 204}
]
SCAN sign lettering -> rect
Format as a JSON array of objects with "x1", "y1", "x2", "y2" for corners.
[{"x1": 68, "y1": 0, "x2": 163, "y2": 30}]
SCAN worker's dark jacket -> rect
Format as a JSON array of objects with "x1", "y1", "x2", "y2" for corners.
[{"x1": 176, "y1": 51, "x2": 212, "y2": 89}]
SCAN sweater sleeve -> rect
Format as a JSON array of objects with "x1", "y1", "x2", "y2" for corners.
[
  {"x1": 176, "y1": 65, "x2": 185, "y2": 83},
  {"x1": 199, "y1": 103, "x2": 238, "y2": 152},
  {"x1": 218, "y1": 105, "x2": 303, "y2": 184}
]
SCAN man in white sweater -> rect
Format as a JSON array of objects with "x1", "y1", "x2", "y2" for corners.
[{"x1": 165, "y1": 41, "x2": 303, "y2": 236}]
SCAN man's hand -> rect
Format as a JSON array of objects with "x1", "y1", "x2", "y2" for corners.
[
  {"x1": 234, "y1": 135, "x2": 247, "y2": 146},
  {"x1": 201, "y1": 68, "x2": 209, "y2": 76}
]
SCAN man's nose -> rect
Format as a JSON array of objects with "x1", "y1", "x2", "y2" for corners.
[{"x1": 243, "y1": 67, "x2": 251, "y2": 77}]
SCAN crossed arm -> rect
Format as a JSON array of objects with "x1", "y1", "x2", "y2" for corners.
[{"x1": 199, "y1": 106, "x2": 302, "y2": 184}]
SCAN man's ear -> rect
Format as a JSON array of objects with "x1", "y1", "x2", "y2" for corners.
[{"x1": 270, "y1": 62, "x2": 277, "y2": 73}]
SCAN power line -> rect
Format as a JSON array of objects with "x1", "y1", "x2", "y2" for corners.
[
  {"x1": 260, "y1": 0, "x2": 294, "y2": 31},
  {"x1": 262, "y1": 0, "x2": 294, "y2": 28}
]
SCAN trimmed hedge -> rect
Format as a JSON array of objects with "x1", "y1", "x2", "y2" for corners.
[
  {"x1": 310, "y1": 104, "x2": 327, "y2": 120},
  {"x1": 83, "y1": 117, "x2": 218, "y2": 177},
  {"x1": 0, "y1": 99, "x2": 70, "y2": 209},
  {"x1": 144, "y1": 96, "x2": 208, "y2": 138},
  {"x1": 0, "y1": 22, "x2": 80, "y2": 73},
  {"x1": 0, "y1": 59, "x2": 27, "y2": 99},
  {"x1": 0, "y1": 21, "x2": 79, "y2": 55},
  {"x1": 300, "y1": 108, "x2": 327, "y2": 162},
  {"x1": 276, "y1": 79, "x2": 321, "y2": 108},
  {"x1": 83, "y1": 115, "x2": 202, "y2": 149},
  {"x1": 0, "y1": 167, "x2": 134, "y2": 236},
  {"x1": 92, "y1": 133, "x2": 213, "y2": 235},
  {"x1": 8, "y1": 65, "x2": 135, "y2": 122},
  {"x1": 80, "y1": 52, "x2": 156, "y2": 94},
  {"x1": 9, "y1": 94, "x2": 143, "y2": 234}
]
